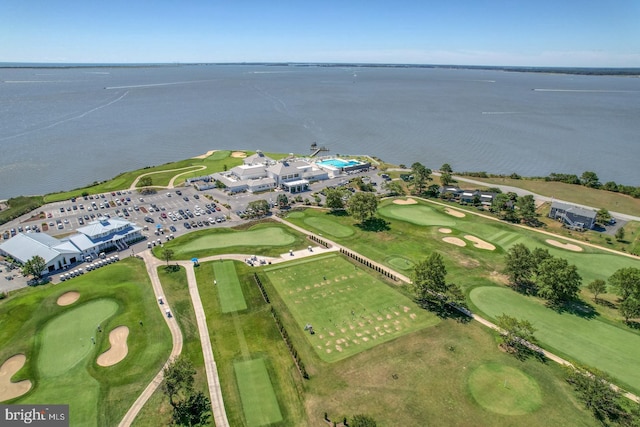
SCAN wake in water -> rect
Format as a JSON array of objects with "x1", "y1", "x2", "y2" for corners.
[{"x1": 0, "y1": 91, "x2": 129, "y2": 142}]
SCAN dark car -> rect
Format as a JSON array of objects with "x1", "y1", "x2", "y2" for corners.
[
  {"x1": 183, "y1": 222, "x2": 191, "y2": 229},
  {"x1": 144, "y1": 216, "x2": 155, "y2": 223},
  {"x1": 176, "y1": 190, "x2": 182, "y2": 196},
  {"x1": 169, "y1": 225, "x2": 177, "y2": 232}
]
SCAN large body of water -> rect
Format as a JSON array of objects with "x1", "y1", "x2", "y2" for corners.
[{"x1": 1, "y1": 64, "x2": 638, "y2": 199}]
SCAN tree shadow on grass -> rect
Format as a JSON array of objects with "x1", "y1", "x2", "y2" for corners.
[
  {"x1": 625, "y1": 320, "x2": 640, "y2": 330},
  {"x1": 356, "y1": 217, "x2": 390, "y2": 232},
  {"x1": 327, "y1": 210, "x2": 349, "y2": 217},
  {"x1": 416, "y1": 299, "x2": 472, "y2": 324},
  {"x1": 548, "y1": 299, "x2": 599, "y2": 320}
]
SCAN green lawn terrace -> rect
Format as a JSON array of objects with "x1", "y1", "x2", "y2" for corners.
[
  {"x1": 155, "y1": 222, "x2": 307, "y2": 260},
  {"x1": 0, "y1": 258, "x2": 171, "y2": 426},
  {"x1": 264, "y1": 254, "x2": 439, "y2": 363}
]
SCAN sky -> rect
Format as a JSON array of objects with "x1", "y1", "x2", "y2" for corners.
[{"x1": 2, "y1": 0, "x2": 639, "y2": 67}]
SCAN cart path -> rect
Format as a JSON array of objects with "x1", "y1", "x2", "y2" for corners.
[
  {"x1": 118, "y1": 251, "x2": 184, "y2": 427},
  {"x1": 129, "y1": 165, "x2": 207, "y2": 190}
]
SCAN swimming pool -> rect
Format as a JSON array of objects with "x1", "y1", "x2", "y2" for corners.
[{"x1": 317, "y1": 159, "x2": 362, "y2": 168}]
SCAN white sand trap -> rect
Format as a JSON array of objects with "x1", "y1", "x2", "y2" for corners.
[
  {"x1": 97, "y1": 326, "x2": 129, "y2": 367},
  {"x1": 191, "y1": 150, "x2": 216, "y2": 159},
  {"x1": 443, "y1": 237, "x2": 466, "y2": 247},
  {"x1": 57, "y1": 291, "x2": 80, "y2": 306},
  {"x1": 231, "y1": 151, "x2": 247, "y2": 158},
  {"x1": 0, "y1": 354, "x2": 32, "y2": 401},
  {"x1": 546, "y1": 239, "x2": 583, "y2": 252},
  {"x1": 438, "y1": 228, "x2": 452, "y2": 234},
  {"x1": 393, "y1": 198, "x2": 417, "y2": 205},
  {"x1": 445, "y1": 208, "x2": 465, "y2": 218},
  {"x1": 464, "y1": 235, "x2": 496, "y2": 250}
]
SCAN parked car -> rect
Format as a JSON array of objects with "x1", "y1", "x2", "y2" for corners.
[{"x1": 144, "y1": 216, "x2": 154, "y2": 223}]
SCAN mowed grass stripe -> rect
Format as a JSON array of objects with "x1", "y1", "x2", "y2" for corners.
[
  {"x1": 234, "y1": 359, "x2": 283, "y2": 427},
  {"x1": 470, "y1": 286, "x2": 640, "y2": 393},
  {"x1": 213, "y1": 261, "x2": 247, "y2": 313}
]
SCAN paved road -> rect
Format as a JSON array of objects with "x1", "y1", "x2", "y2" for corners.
[{"x1": 118, "y1": 251, "x2": 183, "y2": 427}]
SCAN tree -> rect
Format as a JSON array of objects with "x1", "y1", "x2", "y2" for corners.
[
  {"x1": 139, "y1": 176, "x2": 153, "y2": 187},
  {"x1": 566, "y1": 367, "x2": 628, "y2": 424},
  {"x1": 619, "y1": 297, "x2": 640, "y2": 323},
  {"x1": 440, "y1": 172, "x2": 453, "y2": 186},
  {"x1": 496, "y1": 314, "x2": 537, "y2": 355},
  {"x1": 580, "y1": 171, "x2": 601, "y2": 188},
  {"x1": 247, "y1": 199, "x2": 270, "y2": 216},
  {"x1": 516, "y1": 195, "x2": 536, "y2": 224},
  {"x1": 409, "y1": 162, "x2": 432, "y2": 196},
  {"x1": 162, "y1": 248, "x2": 175, "y2": 266},
  {"x1": 586, "y1": 279, "x2": 607, "y2": 301},
  {"x1": 440, "y1": 163, "x2": 453, "y2": 174},
  {"x1": 413, "y1": 252, "x2": 447, "y2": 301},
  {"x1": 22, "y1": 255, "x2": 46, "y2": 280},
  {"x1": 346, "y1": 192, "x2": 378, "y2": 223},
  {"x1": 608, "y1": 267, "x2": 640, "y2": 301},
  {"x1": 350, "y1": 414, "x2": 377, "y2": 427},
  {"x1": 276, "y1": 193, "x2": 289, "y2": 208},
  {"x1": 536, "y1": 257, "x2": 582, "y2": 304},
  {"x1": 382, "y1": 180, "x2": 405, "y2": 197},
  {"x1": 325, "y1": 188, "x2": 346, "y2": 211},
  {"x1": 504, "y1": 243, "x2": 533, "y2": 287},
  {"x1": 603, "y1": 181, "x2": 619, "y2": 192},
  {"x1": 615, "y1": 227, "x2": 626, "y2": 242},
  {"x1": 162, "y1": 356, "x2": 196, "y2": 407},
  {"x1": 596, "y1": 208, "x2": 611, "y2": 226},
  {"x1": 172, "y1": 390, "x2": 211, "y2": 427},
  {"x1": 530, "y1": 247, "x2": 552, "y2": 279}
]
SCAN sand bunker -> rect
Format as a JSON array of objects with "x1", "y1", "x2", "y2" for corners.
[
  {"x1": 465, "y1": 235, "x2": 496, "y2": 250},
  {"x1": 445, "y1": 208, "x2": 465, "y2": 218},
  {"x1": 0, "y1": 354, "x2": 32, "y2": 401},
  {"x1": 438, "y1": 228, "x2": 452, "y2": 234},
  {"x1": 97, "y1": 326, "x2": 130, "y2": 367},
  {"x1": 57, "y1": 291, "x2": 80, "y2": 306},
  {"x1": 443, "y1": 237, "x2": 466, "y2": 247},
  {"x1": 546, "y1": 239, "x2": 583, "y2": 252},
  {"x1": 393, "y1": 198, "x2": 417, "y2": 205},
  {"x1": 231, "y1": 151, "x2": 247, "y2": 158},
  {"x1": 191, "y1": 150, "x2": 216, "y2": 159}
]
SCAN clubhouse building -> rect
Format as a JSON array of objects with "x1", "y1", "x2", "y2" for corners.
[
  {"x1": 191, "y1": 151, "x2": 370, "y2": 194},
  {"x1": 0, "y1": 218, "x2": 142, "y2": 274}
]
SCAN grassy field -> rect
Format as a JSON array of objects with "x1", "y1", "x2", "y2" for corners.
[
  {"x1": 0, "y1": 258, "x2": 172, "y2": 426},
  {"x1": 264, "y1": 254, "x2": 439, "y2": 362},
  {"x1": 464, "y1": 175, "x2": 640, "y2": 217},
  {"x1": 154, "y1": 221, "x2": 308, "y2": 260},
  {"x1": 234, "y1": 358, "x2": 283, "y2": 427},
  {"x1": 470, "y1": 286, "x2": 640, "y2": 394},
  {"x1": 260, "y1": 267, "x2": 599, "y2": 426},
  {"x1": 131, "y1": 265, "x2": 209, "y2": 427},
  {"x1": 214, "y1": 260, "x2": 248, "y2": 313},
  {"x1": 283, "y1": 200, "x2": 640, "y2": 395},
  {"x1": 195, "y1": 260, "x2": 307, "y2": 426}
]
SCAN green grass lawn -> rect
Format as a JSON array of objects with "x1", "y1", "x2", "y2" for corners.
[
  {"x1": 378, "y1": 203, "x2": 457, "y2": 226},
  {"x1": 264, "y1": 254, "x2": 439, "y2": 363},
  {"x1": 0, "y1": 258, "x2": 172, "y2": 427},
  {"x1": 214, "y1": 260, "x2": 248, "y2": 313},
  {"x1": 155, "y1": 221, "x2": 307, "y2": 260},
  {"x1": 234, "y1": 358, "x2": 283, "y2": 427},
  {"x1": 467, "y1": 362, "x2": 542, "y2": 415},
  {"x1": 195, "y1": 260, "x2": 307, "y2": 426},
  {"x1": 470, "y1": 286, "x2": 640, "y2": 394}
]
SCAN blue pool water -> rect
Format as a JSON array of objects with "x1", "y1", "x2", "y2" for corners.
[{"x1": 318, "y1": 159, "x2": 361, "y2": 168}]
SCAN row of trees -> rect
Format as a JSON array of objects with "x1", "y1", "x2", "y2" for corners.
[
  {"x1": 546, "y1": 170, "x2": 640, "y2": 198},
  {"x1": 504, "y1": 244, "x2": 582, "y2": 304},
  {"x1": 608, "y1": 268, "x2": 640, "y2": 322}
]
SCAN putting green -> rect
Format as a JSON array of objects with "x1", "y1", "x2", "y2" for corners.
[
  {"x1": 468, "y1": 363, "x2": 542, "y2": 415},
  {"x1": 265, "y1": 254, "x2": 439, "y2": 362},
  {"x1": 303, "y1": 216, "x2": 354, "y2": 237},
  {"x1": 378, "y1": 204, "x2": 456, "y2": 227},
  {"x1": 39, "y1": 299, "x2": 119, "y2": 377},
  {"x1": 234, "y1": 359, "x2": 283, "y2": 427},
  {"x1": 178, "y1": 227, "x2": 296, "y2": 252},
  {"x1": 286, "y1": 211, "x2": 305, "y2": 219},
  {"x1": 388, "y1": 256, "x2": 415, "y2": 271},
  {"x1": 470, "y1": 286, "x2": 640, "y2": 392},
  {"x1": 213, "y1": 260, "x2": 247, "y2": 313}
]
